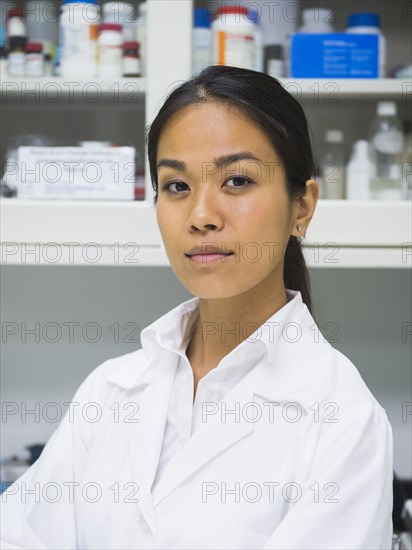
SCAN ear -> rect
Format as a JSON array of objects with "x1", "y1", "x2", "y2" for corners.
[{"x1": 290, "y1": 179, "x2": 320, "y2": 237}]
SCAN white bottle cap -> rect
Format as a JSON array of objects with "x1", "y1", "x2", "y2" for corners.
[
  {"x1": 303, "y1": 8, "x2": 333, "y2": 24},
  {"x1": 377, "y1": 101, "x2": 396, "y2": 116},
  {"x1": 353, "y1": 139, "x2": 369, "y2": 157},
  {"x1": 325, "y1": 129, "x2": 344, "y2": 143}
]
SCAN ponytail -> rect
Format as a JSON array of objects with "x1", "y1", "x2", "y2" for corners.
[{"x1": 283, "y1": 236, "x2": 312, "y2": 314}]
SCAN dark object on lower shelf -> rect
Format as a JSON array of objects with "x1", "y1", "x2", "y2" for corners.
[{"x1": 393, "y1": 474, "x2": 412, "y2": 532}]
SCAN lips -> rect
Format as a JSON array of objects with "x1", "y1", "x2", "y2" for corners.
[
  {"x1": 185, "y1": 245, "x2": 234, "y2": 256},
  {"x1": 187, "y1": 252, "x2": 234, "y2": 264}
]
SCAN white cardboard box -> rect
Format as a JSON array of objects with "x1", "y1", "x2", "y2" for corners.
[{"x1": 13, "y1": 146, "x2": 136, "y2": 200}]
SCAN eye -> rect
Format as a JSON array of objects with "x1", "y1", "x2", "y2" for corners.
[
  {"x1": 160, "y1": 181, "x2": 189, "y2": 194},
  {"x1": 159, "y1": 176, "x2": 255, "y2": 195},
  {"x1": 224, "y1": 176, "x2": 254, "y2": 189}
]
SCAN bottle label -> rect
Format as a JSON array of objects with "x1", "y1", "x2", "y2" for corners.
[
  {"x1": 267, "y1": 59, "x2": 283, "y2": 78},
  {"x1": 123, "y1": 56, "x2": 140, "y2": 76},
  {"x1": 8, "y1": 52, "x2": 25, "y2": 76},
  {"x1": 99, "y1": 45, "x2": 122, "y2": 71},
  {"x1": 215, "y1": 31, "x2": 254, "y2": 70}
]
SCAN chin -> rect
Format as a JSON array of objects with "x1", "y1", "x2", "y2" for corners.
[{"x1": 183, "y1": 282, "x2": 246, "y2": 300}]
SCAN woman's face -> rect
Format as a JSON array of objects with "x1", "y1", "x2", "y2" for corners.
[{"x1": 156, "y1": 102, "x2": 297, "y2": 300}]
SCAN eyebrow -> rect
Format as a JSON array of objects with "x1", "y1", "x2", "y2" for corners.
[{"x1": 156, "y1": 151, "x2": 263, "y2": 171}]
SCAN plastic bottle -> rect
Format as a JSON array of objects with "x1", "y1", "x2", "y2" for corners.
[
  {"x1": 7, "y1": 7, "x2": 27, "y2": 41},
  {"x1": 299, "y1": 8, "x2": 336, "y2": 33},
  {"x1": 122, "y1": 41, "x2": 141, "y2": 77},
  {"x1": 102, "y1": 2, "x2": 136, "y2": 42},
  {"x1": 368, "y1": 102, "x2": 404, "y2": 200},
  {"x1": 346, "y1": 13, "x2": 386, "y2": 78},
  {"x1": 211, "y1": 5, "x2": 255, "y2": 70},
  {"x1": 60, "y1": 0, "x2": 100, "y2": 78},
  {"x1": 401, "y1": 121, "x2": 412, "y2": 200},
  {"x1": 7, "y1": 36, "x2": 26, "y2": 77},
  {"x1": 247, "y1": 8, "x2": 264, "y2": 72},
  {"x1": 136, "y1": 2, "x2": 146, "y2": 77},
  {"x1": 25, "y1": 42, "x2": 44, "y2": 77},
  {"x1": 264, "y1": 44, "x2": 284, "y2": 78},
  {"x1": 321, "y1": 130, "x2": 346, "y2": 199},
  {"x1": 346, "y1": 140, "x2": 371, "y2": 200},
  {"x1": 285, "y1": 8, "x2": 335, "y2": 77},
  {"x1": 0, "y1": 24, "x2": 7, "y2": 79},
  {"x1": 192, "y1": 8, "x2": 212, "y2": 75},
  {"x1": 98, "y1": 23, "x2": 123, "y2": 78}
]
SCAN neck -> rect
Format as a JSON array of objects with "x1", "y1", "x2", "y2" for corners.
[{"x1": 186, "y1": 277, "x2": 288, "y2": 371}]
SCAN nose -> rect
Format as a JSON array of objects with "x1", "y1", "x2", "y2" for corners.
[{"x1": 186, "y1": 187, "x2": 224, "y2": 233}]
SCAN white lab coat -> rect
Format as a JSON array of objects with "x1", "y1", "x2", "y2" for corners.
[{"x1": 1, "y1": 291, "x2": 393, "y2": 549}]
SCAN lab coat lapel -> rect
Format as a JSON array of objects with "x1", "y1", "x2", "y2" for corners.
[
  {"x1": 127, "y1": 351, "x2": 179, "y2": 535},
  {"x1": 151, "y1": 370, "x2": 260, "y2": 508}
]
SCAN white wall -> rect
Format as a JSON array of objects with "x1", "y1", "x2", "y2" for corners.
[{"x1": 1, "y1": 266, "x2": 411, "y2": 478}]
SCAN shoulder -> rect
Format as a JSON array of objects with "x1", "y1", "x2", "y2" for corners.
[
  {"x1": 71, "y1": 347, "x2": 150, "y2": 402},
  {"x1": 322, "y1": 347, "x2": 385, "y2": 411}
]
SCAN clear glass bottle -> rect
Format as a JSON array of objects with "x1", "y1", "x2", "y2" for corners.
[
  {"x1": 321, "y1": 130, "x2": 346, "y2": 199},
  {"x1": 368, "y1": 102, "x2": 404, "y2": 200},
  {"x1": 401, "y1": 120, "x2": 412, "y2": 200}
]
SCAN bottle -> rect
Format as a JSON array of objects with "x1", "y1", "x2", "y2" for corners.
[
  {"x1": 192, "y1": 8, "x2": 212, "y2": 75},
  {"x1": 97, "y1": 23, "x2": 123, "y2": 78},
  {"x1": 136, "y1": 2, "x2": 146, "y2": 77},
  {"x1": 6, "y1": 7, "x2": 27, "y2": 43},
  {"x1": 0, "y1": 24, "x2": 7, "y2": 79},
  {"x1": 102, "y1": 2, "x2": 136, "y2": 42},
  {"x1": 25, "y1": 42, "x2": 44, "y2": 77},
  {"x1": 60, "y1": 0, "x2": 100, "y2": 78},
  {"x1": 211, "y1": 5, "x2": 255, "y2": 70},
  {"x1": 299, "y1": 8, "x2": 336, "y2": 33},
  {"x1": 53, "y1": 45, "x2": 61, "y2": 76},
  {"x1": 346, "y1": 140, "x2": 371, "y2": 200},
  {"x1": 7, "y1": 36, "x2": 26, "y2": 77},
  {"x1": 286, "y1": 8, "x2": 335, "y2": 77},
  {"x1": 368, "y1": 102, "x2": 404, "y2": 200},
  {"x1": 264, "y1": 44, "x2": 284, "y2": 78},
  {"x1": 401, "y1": 121, "x2": 412, "y2": 200},
  {"x1": 122, "y1": 41, "x2": 141, "y2": 77},
  {"x1": 346, "y1": 13, "x2": 386, "y2": 78},
  {"x1": 321, "y1": 130, "x2": 346, "y2": 199},
  {"x1": 247, "y1": 8, "x2": 264, "y2": 72}
]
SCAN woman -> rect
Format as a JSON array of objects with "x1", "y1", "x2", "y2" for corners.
[{"x1": 1, "y1": 66, "x2": 393, "y2": 549}]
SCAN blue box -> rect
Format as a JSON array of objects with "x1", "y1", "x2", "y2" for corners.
[{"x1": 290, "y1": 33, "x2": 379, "y2": 78}]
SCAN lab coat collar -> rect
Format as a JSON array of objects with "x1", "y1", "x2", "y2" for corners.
[
  {"x1": 103, "y1": 290, "x2": 334, "y2": 518},
  {"x1": 105, "y1": 289, "x2": 326, "y2": 406},
  {"x1": 139, "y1": 288, "x2": 305, "y2": 365}
]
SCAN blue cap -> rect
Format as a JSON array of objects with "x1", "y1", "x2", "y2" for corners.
[
  {"x1": 0, "y1": 25, "x2": 5, "y2": 48},
  {"x1": 348, "y1": 13, "x2": 380, "y2": 28},
  {"x1": 194, "y1": 8, "x2": 211, "y2": 28},
  {"x1": 247, "y1": 8, "x2": 260, "y2": 24},
  {"x1": 63, "y1": 0, "x2": 97, "y2": 4}
]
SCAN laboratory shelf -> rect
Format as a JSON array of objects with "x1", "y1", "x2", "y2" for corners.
[
  {"x1": 0, "y1": 77, "x2": 409, "y2": 101},
  {"x1": 279, "y1": 78, "x2": 411, "y2": 100},
  {"x1": 1, "y1": 198, "x2": 410, "y2": 268},
  {"x1": 0, "y1": 76, "x2": 146, "y2": 101}
]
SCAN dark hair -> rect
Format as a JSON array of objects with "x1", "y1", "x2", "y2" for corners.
[{"x1": 146, "y1": 65, "x2": 317, "y2": 314}]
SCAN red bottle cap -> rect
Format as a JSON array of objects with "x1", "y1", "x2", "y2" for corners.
[
  {"x1": 7, "y1": 7, "x2": 25, "y2": 18},
  {"x1": 26, "y1": 42, "x2": 43, "y2": 53},
  {"x1": 123, "y1": 41, "x2": 140, "y2": 50},
  {"x1": 215, "y1": 6, "x2": 248, "y2": 17},
  {"x1": 99, "y1": 23, "x2": 122, "y2": 32}
]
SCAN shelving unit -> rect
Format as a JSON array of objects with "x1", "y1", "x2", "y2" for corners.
[
  {"x1": 1, "y1": 198, "x2": 410, "y2": 267},
  {"x1": 0, "y1": 76, "x2": 146, "y2": 96},
  {"x1": 0, "y1": 0, "x2": 411, "y2": 269}
]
